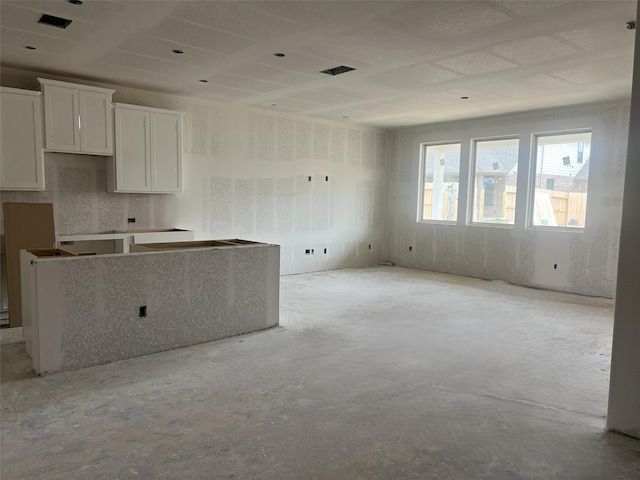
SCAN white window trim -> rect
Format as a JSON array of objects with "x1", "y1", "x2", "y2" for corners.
[
  {"x1": 416, "y1": 141, "x2": 461, "y2": 225},
  {"x1": 526, "y1": 129, "x2": 592, "y2": 232},
  {"x1": 467, "y1": 135, "x2": 520, "y2": 228}
]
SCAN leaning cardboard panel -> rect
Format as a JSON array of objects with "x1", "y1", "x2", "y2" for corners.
[{"x1": 3, "y1": 202, "x2": 55, "y2": 327}]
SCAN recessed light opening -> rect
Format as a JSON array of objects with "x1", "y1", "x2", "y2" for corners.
[
  {"x1": 24, "y1": 45, "x2": 36, "y2": 50},
  {"x1": 172, "y1": 49, "x2": 184, "y2": 54},
  {"x1": 460, "y1": 96, "x2": 469, "y2": 99},
  {"x1": 320, "y1": 65, "x2": 356, "y2": 76},
  {"x1": 274, "y1": 53, "x2": 285, "y2": 57},
  {"x1": 67, "y1": 0, "x2": 83, "y2": 5},
  {"x1": 199, "y1": 79, "x2": 208, "y2": 83},
  {"x1": 38, "y1": 14, "x2": 72, "y2": 29}
]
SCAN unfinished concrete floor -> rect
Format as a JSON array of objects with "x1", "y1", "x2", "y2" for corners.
[{"x1": 1, "y1": 267, "x2": 639, "y2": 479}]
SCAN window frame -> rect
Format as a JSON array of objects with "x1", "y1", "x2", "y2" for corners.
[
  {"x1": 467, "y1": 135, "x2": 520, "y2": 228},
  {"x1": 527, "y1": 129, "x2": 592, "y2": 232},
  {"x1": 417, "y1": 141, "x2": 462, "y2": 225}
]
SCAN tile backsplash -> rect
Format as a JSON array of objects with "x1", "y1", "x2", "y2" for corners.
[{"x1": 1, "y1": 152, "x2": 178, "y2": 236}]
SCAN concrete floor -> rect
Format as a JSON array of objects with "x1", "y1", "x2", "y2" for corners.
[{"x1": 1, "y1": 266, "x2": 639, "y2": 480}]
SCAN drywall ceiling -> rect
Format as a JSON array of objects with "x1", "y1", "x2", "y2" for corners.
[{"x1": 0, "y1": 0, "x2": 636, "y2": 128}]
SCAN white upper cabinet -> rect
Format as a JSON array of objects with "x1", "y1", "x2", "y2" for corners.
[
  {"x1": 150, "y1": 112, "x2": 181, "y2": 193},
  {"x1": 39, "y1": 78, "x2": 114, "y2": 155},
  {"x1": 79, "y1": 89, "x2": 113, "y2": 154},
  {"x1": 42, "y1": 84, "x2": 78, "y2": 152},
  {"x1": 108, "y1": 103, "x2": 183, "y2": 194},
  {"x1": 0, "y1": 87, "x2": 45, "y2": 191},
  {"x1": 113, "y1": 106, "x2": 151, "y2": 192}
]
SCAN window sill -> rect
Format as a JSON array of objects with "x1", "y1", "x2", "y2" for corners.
[
  {"x1": 527, "y1": 226, "x2": 585, "y2": 233},
  {"x1": 467, "y1": 222, "x2": 515, "y2": 229},
  {"x1": 417, "y1": 219, "x2": 457, "y2": 225}
]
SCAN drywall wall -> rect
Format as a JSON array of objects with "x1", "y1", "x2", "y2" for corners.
[
  {"x1": 608, "y1": 1, "x2": 640, "y2": 439},
  {"x1": 385, "y1": 102, "x2": 630, "y2": 297},
  {"x1": 0, "y1": 68, "x2": 387, "y2": 275}
]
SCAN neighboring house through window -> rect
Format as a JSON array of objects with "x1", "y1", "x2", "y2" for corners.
[{"x1": 416, "y1": 130, "x2": 592, "y2": 230}]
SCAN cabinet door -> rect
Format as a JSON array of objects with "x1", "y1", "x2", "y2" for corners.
[
  {"x1": 150, "y1": 112, "x2": 182, "y2": 193},
  {"x1": 43, "y1": 85, "x2": 80, "y2": 152},
  {"x1": 79, "y1": 91, "x2": 113, "y2": 155},
  {"x1": 0, "y1": 90, "x2": 45, "y2": 190},
  {"x1": 115, "y1": 108, "x2": 151, "y2": 192}
]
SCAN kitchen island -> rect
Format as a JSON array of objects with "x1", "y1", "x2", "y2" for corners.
[{"x1": 21, "y1": 240, "x2": 280, "y2": 374}]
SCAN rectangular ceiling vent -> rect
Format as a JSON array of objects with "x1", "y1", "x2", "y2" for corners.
[
  {"x1": 38, "y1": 14, "x2": 72, "y2": 29},
  {"x1": 320, "y1": 65, "x2": 356, "y2": 76}
]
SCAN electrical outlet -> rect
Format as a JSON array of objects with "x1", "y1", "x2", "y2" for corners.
[
  {"x1": 409, "y1": 246, "x2": 413, "y2": 251},
  {"x1": 128, "y1": 217, "x2": 136, "y2": 223},
  {"x1": 323, "y1": 248, "x2": 327, "y2": 254},
  {"x1": 139, "y1": 306, "x2": 147, "y2": 317},
  {"x1": 368, "y1": 244, "x2": 372, "y2": 250},
  {"x1": 305, "y1": 249, "x2": 311, "y2": 255}
]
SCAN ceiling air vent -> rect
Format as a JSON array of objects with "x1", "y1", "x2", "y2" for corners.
[
  {"x1": 320, "y1": 65, "x2": 356, "y2": 76},
  {"x1": 38, "y1": 14, "x2": 72, "y2": 29}
]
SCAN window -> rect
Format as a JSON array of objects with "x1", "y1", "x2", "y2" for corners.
[
  {"x1": 419, "y1": 143, "x2": 461, "y2": 222},
  {"x1": 470, "y1": 138, "x2": 519, "y2": 224},
  {"x1": 531, "y1": 131, "x2": 591, "y2": 228}
]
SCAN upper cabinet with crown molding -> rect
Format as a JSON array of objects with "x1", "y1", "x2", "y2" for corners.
[
  {"x1": 0, "y1": 87, "x2": 45, "y2": 191},
  {"x1": 38, "y1": 78, "x2": 114, "y2": 156}
]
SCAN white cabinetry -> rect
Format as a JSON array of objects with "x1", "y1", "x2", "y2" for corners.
[
  {"x1": 0, "y1": 87, "x2": 45, "y2": 190},
  {"x1": 38, "y1": 78, "x2": 114, "y2": 155},
  {"x1": 113, "y1": 106, "x2": 149, "y2": 192},
  {"x1": 108, "y1": 103, "x2": 182, "y2": 194}
]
